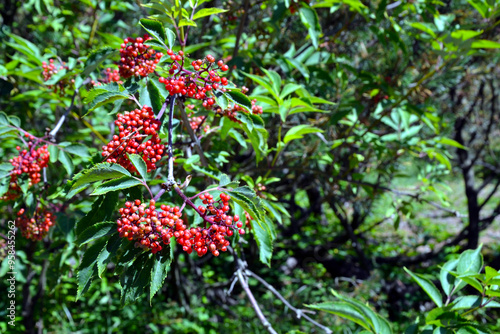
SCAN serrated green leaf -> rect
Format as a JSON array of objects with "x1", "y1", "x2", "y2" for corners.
[
  {"x1": 165, "y1": 28, "x2": 176, "y2": 50},
  {"x1": 226, "y1": 90, "x2": 252, "y2": 112},
  {"x1": 75, "y1": 192, "x2": 119, "y2": 236},
  {"x1": 68, "y1": 163, "x2": 131, "y2": 198},
  {"x1": 298, "y1": 5, "x2": 321, "y2": 49},
  {"x1": 139, "y1": 19, "x2": 167, "y2": 46},
  {"x1": 147, "y1": 80, "x2": 163, "y2": 114},
  {"x1": 0, "y1": 112, "x2": 9, "y2": 125},
  {"x1": 150, "y1": 245, "x2": 173, "y2": 304},
  {"x1": 77, "y1": 238, "x2": 108, "y2": 300},
  {"x1": 457, "y1": 246, "x2": 483, "y2": 275},
  {"x1": 121, "y1": 252, "x2": 153, "y2": 306},
  {"x1": 97, "y1": 234, "x2": 123, "y2": 278},
  {"x1": 91, "y1": 176, "x2": 143, "y2": 196},
  {"x1": 77, "y1": 221, "x2": 116, "y2": 246}
]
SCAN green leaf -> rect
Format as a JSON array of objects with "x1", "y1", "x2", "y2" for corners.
[
  {"x1": 409, "y1": 22, "x2": 437, "y2": 38},
  {"x1": 91, "y1": 176, "x2": 143, "y2": 196},
  {"x1": 0, "y1": 112, "x2": 9, "y2": 125},
  {"x1": 226, "y1": 90, "x2": 252, "y2": 112},
  {"x1": 139, "y1": 19, "x2": 167, "y2": 46},
  {"x1": 68, "y1": 162, "x2": 131, "y2": 198},
  {"x1": 192, "y1": 8, "x2": 228, "y2": 20},
  {"x1": 83, "y1": 47, "x2": 118, "y2": 76},
  {"x1": 97, "y1": 234, "x2": 123, "y2": 278},
  {"x1": 299, "y1": 5, "x2": 322, "y2": 49},
  {"x1": 121, "y1": 252, "x2": 153, "y2": 306},
  {"x1": 280, "y1": 83, "x2": 302, "y2": 100},
  {"x1": 241, "y1": 72, "x2": 280, "y2": 103},
  {"x1": 457, "y1": 246, "x2": 483, "y2": 275},
  {"x1": 150, "y1": 245, "x2": 173, "y2": 304},
  {"x1": 306, "y1": 301, "x2": 373, "y2": 332},
  {"x1": 128, "y1": 154, "x2": 148, "y2": 181},
  {"x1": 60, "y1": 144, "x2": 91, "y2": 158},
  {"x1": 88, "y1": 91, "x2": 129, "y2": 112},
  {"x1": 404, "y1": 267, "x2": 443, "y2": 307},
  {"x1": 216, "y1": 92, "x2": 229, "y2": 110},
  {"x1": 58, "y1": 150, "x2": 74, "y2": 176},
  {"x1": 165, "y1": 28, "x2": 176, "y2": 50},
  {"x1": 283, "y1": 124, "x2": 323, "y2": 144},
  {"x1": 436, "y1": 137, "x2": 468, "y2": 150},
  {"x1": 75, "y1": 192, "x2": 118, "y2": 236},
  {"x1": 147, "y1": 77, "x2": 163, "y2": 114},
  {"x1": 77, "y1": 238, "x2": 107, "y2": 300},
  {"x1": 451, "y1": 295, "x2": 500, "y2": 311},
  {"x1": 440, "y1": 258, "x2": 458, "y2": 297},
  {"x1": 76, "y1": 221, "x2": 116, "y2": 246},
  {"x1": 179, "y1": 18, "x2": 197, "y2": 27},
  {"x1": 471, "y1": 40, "x2": 500, "y2": 49}
]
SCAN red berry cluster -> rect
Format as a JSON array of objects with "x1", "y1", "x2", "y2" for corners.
[
  {"x1": 119, "y1": 35, "x2": 163, "y2": 79},
  {"x1": 116, "y1": 193, "x2": 244, "y2": 257},
  {"x1": 183, "y1": 192, "x2": 244, "y2": 257},
  {"x1": 117, "y1": 200, "x2": 188, "y2": 254},
  {"x1": 42, "y1": 59, "x2": 74, "y2": 95},
  {"x1": 16, "y1": 208, "x2": 55, "y2": 241},
  {"x1": 101, "y1": 106, "x2": 165, "y2": 173},
  {"x1": 158, "y1": 53, "x2": 230, "y2": 109},
  {"x1": 2, "y1": 139, "x2": 50, "y2": 201}
]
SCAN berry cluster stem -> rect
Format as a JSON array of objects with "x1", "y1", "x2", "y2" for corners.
[
  {"x1": 173, "y1": 184, "x2": 215, "y2": 226},
  {"x1": 167, "y1": 95, "x2": 177, "y2": 186}
]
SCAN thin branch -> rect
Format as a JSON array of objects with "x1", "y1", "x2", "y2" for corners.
[
  {"x1": 178, "y1": 100, "x2": 208, "y2": 166},
  {"x1": 236, "y1": 268, "x2": 278, "y2": 334},
  {"x1": 49, "y1": 90, "x2": 78, "y2": 137},
  {"x1": 167, "y1": 95, "x2": 177, "y2": 186},
  {"x1": 247, "y1": 270, "x2": 333, "y2": 334}
]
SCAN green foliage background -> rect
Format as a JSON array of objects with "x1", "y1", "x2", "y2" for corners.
[{"x1": 1, "y1": 0, "x2": 500, "y2": 333}]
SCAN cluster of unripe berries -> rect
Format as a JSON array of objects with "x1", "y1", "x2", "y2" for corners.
[
  {"x1": 119, "y1": 35, "x2": 163, "y2": 79},
  {"x1": 158, "y1": 53, "x2": 229, "y2": 109},
  {"x1": 2, "y1": 138, "x2": 50, "y2": 201},
  {"x1": 42, "y1": 59, "x2": 74, "y2": 95},
  {"x1": 186, "y1": 105, "x2": 210, "y2": 133},
  {"x1": 16, "y1": 208, "x2": 55, "y2": 241},
  {"x1": 116, "y1": 193, "x2": 244, "y2": 257},
  {"x1": 101, "y1": 106, "x2": 165, "y2": 173}
]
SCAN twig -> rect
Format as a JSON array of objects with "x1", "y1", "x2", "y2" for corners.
[
  {"x1": 247, "y1": 270, "x2": 333, "y2": 334},
  {"x1": 167, "y1": 95, "x2": 177, "y2": 186},
  {"x1": 49, "y1": 90, "x2": 78, "y2": 137},
  {"x1": 236, "y1": 267, "x2": 278, "y2": 334},
  {"x1": 178, "y1": 100, "x2": 208, "y2": 166}
]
